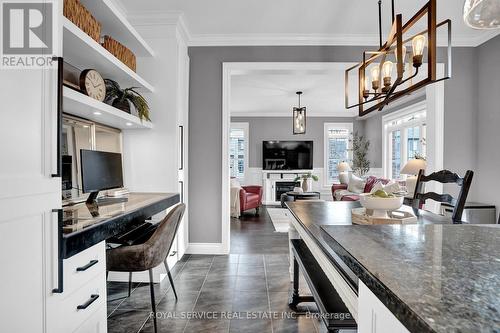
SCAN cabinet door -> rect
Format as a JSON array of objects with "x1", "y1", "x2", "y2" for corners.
[
  {"x1": 0, "y1": 60, "x2": 61, "y2": 332},
  {"x1": 358, "y1": 281, "x2": 410, "y2": 333}
]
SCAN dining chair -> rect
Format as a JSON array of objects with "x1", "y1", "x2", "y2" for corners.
[
  {"x1": 412, "y1": 169, "x2": 473, "y2": 223},
  {"x1": 106, "y1": 203, "x2": 186, "y2": 333}
]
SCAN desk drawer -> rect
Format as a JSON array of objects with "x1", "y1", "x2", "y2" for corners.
[
  {"x1": 55, "y1": 274, "x2": 107, "y2": 333},
  {"x1": 73, "y1": 304, "x2": 107, "y2": 333},
  {"x1": 63, "y1": 241, "x2": 106, "y2": 296}
]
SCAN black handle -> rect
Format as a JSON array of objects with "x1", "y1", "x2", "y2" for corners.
[
  {"x1": 76, "y1": 260, "x2": 98, "y2": 272},
  {"x1": 169, "y1": 251, "x2": 177, "y2": 257},
  {"x1": 179, "y1": 125, "x2": 184, "y2": 170},
  {"x1": 179, "y1": 180, "x2": 184, "y2": 203},
  {"x1": 51, "y1": 56, "x2": 63, "y2": 178},
  {"x1": 52, "y1": 209, "x2": 64, "y2": 293},
  {"x1": 77, "y1": 294, "x2": 99, "y2": 310}
]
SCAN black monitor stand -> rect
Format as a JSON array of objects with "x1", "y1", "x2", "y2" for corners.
[{"x1": 86, "y1": 191, "x2": 100, "y2": 205}]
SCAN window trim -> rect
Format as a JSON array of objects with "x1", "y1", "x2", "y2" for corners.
[
  {"x1": 229, "y1": 122, "x2": 249, "y2": 184},
  {"x1": 382, "y1": 101, "x2": 427, "y2": 179},
  {"x1": 323, "y1": 122, "x2": 353, "y2": 187}
]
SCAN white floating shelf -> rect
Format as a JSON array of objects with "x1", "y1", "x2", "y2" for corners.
[
  {"x1": 63, "y1": 86, "x2": 153, "y2": 130},
  {"x1": 79, "y1": 0, "x2": 154, "y2": 57},
  {"x1": 63, "y1": 18, "x2": 154, "y2": 93}
]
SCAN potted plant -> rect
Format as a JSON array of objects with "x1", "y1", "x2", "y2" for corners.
[
  {"x1": 104, "y1": 79, "x2": 151, "y2": 121},
  {"x1": 294, "y1": 172, "x2": 319, "y2": 192},
  {"x1": 350, "y1": 131, "x2": 370, "y2": 177}
]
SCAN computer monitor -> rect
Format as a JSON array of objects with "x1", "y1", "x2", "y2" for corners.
[{"x1": 80, "y1": 149, "x2": 124, "y2": 204}]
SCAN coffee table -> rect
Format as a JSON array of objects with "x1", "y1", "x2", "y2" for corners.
[{"x1": 281, "y1": 191, "x2": 321, "y2": 208}]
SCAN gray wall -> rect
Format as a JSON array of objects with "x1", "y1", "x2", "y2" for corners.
[
  {"x1": 475, "y1": 35, "x2": 500, "y2": 219},
  {"x1": 188, "y1": 44, "x2": 493, "y2": 244},
  {"x1": 231, "y1": 116, "x2": 361, "y2": 168},
  {"x1": 189, "y1": 45, "x2": 377, "y2": 244}
]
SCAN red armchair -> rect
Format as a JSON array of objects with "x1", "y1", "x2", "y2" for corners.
[{"x1": 240, "y1": 185, "x2": 263, "y2": 215}]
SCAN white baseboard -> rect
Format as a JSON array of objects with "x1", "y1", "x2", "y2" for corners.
[{"x1": 186, "y1": 242, "x2": 228, "y2": 255}]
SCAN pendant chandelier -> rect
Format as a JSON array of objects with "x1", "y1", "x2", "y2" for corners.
[
  {"x1": 293, "y1": 91, "x2": 306, "y2": 134},
  {"x1": 463, "y1": 0, "x2": 500, "y2": 29},
  {"x1": 345, "y1": 0, "x2": 452, "y2": 117}
]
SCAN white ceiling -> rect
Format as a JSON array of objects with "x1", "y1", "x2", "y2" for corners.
[
  {"x1": 117, "y1": 0, "x2": 499, "y2": 46},
  {"x1": 230, "y1": 64, "x2": 358, "y2": 117}
]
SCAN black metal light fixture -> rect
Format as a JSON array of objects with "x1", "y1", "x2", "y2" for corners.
[
  {"x1": 293, "y1": 91, "x2": 306, "y2": 134},
  {"x1": 345, "y1": 0, "x2": 452, "y2": 117}
]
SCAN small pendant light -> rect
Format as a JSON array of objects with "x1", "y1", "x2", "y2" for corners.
[{"x1": 293, "y1": 91, "x2": 306, "y2": 134}]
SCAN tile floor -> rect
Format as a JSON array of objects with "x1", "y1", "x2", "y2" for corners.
[{"x1": 107, "y1": 207, "x2": 326, "y2": 333}]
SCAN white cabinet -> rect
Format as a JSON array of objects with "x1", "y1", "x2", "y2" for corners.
[
  {"x1": 0, "y1": 64, "x2": 61, "y2": 333},
  {"x1": 358, "y1": 281, "x2": 410, "y2": 333},
  {"x1": 73, "y1": 305, "x2": 107, "y2": 333},
  {"x1": 47, "y1": 243, "x2": 107, "y2": 333},
  {"x1": 0, "y1": 60, "x2": 107, "y2": 333}
]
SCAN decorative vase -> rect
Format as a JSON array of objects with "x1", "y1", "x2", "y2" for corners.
[
  {"x1": 302, "y1": 178, "x2": 312, "y2": 192},
  {"x1": 112, "y1": 98, "x2": 131, "y2": 113}
]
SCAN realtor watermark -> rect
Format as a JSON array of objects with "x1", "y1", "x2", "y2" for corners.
[
  {"x1": 149, "y1": 311, "x2": 353, "y2": 321},
  {"x1": 1, "y1": 0, "x2": 56, "y2": 68}
]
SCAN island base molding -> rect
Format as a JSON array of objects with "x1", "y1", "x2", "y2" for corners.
[
  {"x1": 288, "y1": 214, "x2": 359, "y2": 321},
  {"x1": 289, "y1": 239, "x2": 358, "y2": 331}
]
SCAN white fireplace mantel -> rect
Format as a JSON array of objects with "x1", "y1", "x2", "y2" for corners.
[{"x1": 262, "y1": 170, "x2": 316, "y2": 204}]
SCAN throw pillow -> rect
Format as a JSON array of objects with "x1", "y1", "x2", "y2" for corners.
[
  {"x1": 347, "y1": 174, "x2": 366, "y2": 194},
  {"x1": 370, "y1": 181, "x2": 402, "y2": 194}
]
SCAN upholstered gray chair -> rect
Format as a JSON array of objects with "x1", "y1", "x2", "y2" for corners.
[{"x1": 107, "y1": 203, "x2": 185, "y2": 333}]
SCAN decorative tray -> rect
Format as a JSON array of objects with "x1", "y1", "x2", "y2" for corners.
[{"x1": 351, "y1": 207, "x2": 418, "y2": 225}]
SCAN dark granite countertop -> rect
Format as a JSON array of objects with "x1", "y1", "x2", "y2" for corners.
[
  {"x1": 62, "y1": 192, "x2": 180, "y2": 258},
  {"x1": 285, "y1": 201, "x2": 451, "y2": 292},
  {"x1": 321, "y1": 224, "x2": 500, "y2": 333},
  {"x1": 286, "y1": 201, "x2": 500, "y2": 333}
]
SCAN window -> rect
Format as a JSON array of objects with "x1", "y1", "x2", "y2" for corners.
[
  {"x1": 229, "y1": 123, "x2": 249, "y2": 183},
  {"x1": 383, "y1": 104, "x2": 426, "y2": 180},
  {"x1": 324, "y1": 123, "x2": 353, "y2": 185}
]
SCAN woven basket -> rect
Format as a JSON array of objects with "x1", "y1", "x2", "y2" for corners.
[
  {"x1": 101, "y1": 35, "x2": 136, "y2": 72},
  {"x1": 63, "y1": 0, "x2": 101, "y2": 42}
]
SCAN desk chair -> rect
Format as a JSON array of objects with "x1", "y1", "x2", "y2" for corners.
[
  {"x1": 106, "y1": 203, "x2": 185, "y2": 333},
  {"x1": 412, "y1": 170, "x2": 473, "y2": 223}
]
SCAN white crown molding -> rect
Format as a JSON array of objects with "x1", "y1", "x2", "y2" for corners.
[
  {"x1": 123, "y1": 10, "x2": 499, "y2": 47},
  {"x1": 188, "y1": 31, "x2": 500, "y2": 47},
  {"x1": 231, "y1": 111, "x2": 358, "y2": 118},
  {"x1": 453, "y1": 29, "x2": 500, "y2": 47},
  {"x1": 127, "y1": 11, "x2": 191, "y2": 44},
  {"x1": 189, "y1": 34, "x2": 381, "y2": 47}
]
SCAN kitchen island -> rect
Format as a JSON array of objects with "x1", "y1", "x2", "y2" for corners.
[{"x1": 286, "y1": 201, "x2": 500, "y2": 333}]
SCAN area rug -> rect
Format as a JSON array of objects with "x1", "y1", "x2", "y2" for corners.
[{"x1": 266, "y1": 208, "x2": 293, "y2": 233}]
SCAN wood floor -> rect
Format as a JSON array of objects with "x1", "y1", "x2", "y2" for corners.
[{"x1": 106, "y1": 206, "x2": 325, "y2": 333}]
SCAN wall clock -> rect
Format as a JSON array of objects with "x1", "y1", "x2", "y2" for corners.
[{"x1": 79, "y1": 69, "x2": 106, "y2": 102}]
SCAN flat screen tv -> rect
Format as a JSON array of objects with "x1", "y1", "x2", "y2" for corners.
[{"x1": 262, "y1": 141, "x2": 313, "y2": 170}]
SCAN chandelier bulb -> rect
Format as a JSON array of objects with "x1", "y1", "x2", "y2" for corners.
[
  {"x1": 371, "y1": 66, "x2": 380, "y2": 91},
  {"x1": 412, "y1": 35, "x2": 426, "y2": 68}
]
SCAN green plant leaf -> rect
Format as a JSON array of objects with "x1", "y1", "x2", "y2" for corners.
[{"x1": 103, "y1": 80, "x2": 151, "y2": 121}]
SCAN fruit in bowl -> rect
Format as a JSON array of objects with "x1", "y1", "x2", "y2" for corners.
[{"x1": 359, "y1": 190, "x2": 404, "y2": 218}]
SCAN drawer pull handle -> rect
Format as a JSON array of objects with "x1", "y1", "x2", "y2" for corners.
[
  {"x1": 76, "y1": 260, "x2": 98, "y2": 272},
  {"x1": 169, "y1": 251, "x2": 177, "y2": 257},
  {"x1": 77, "y1": 294, "x2": 99, "y2": 310}
]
